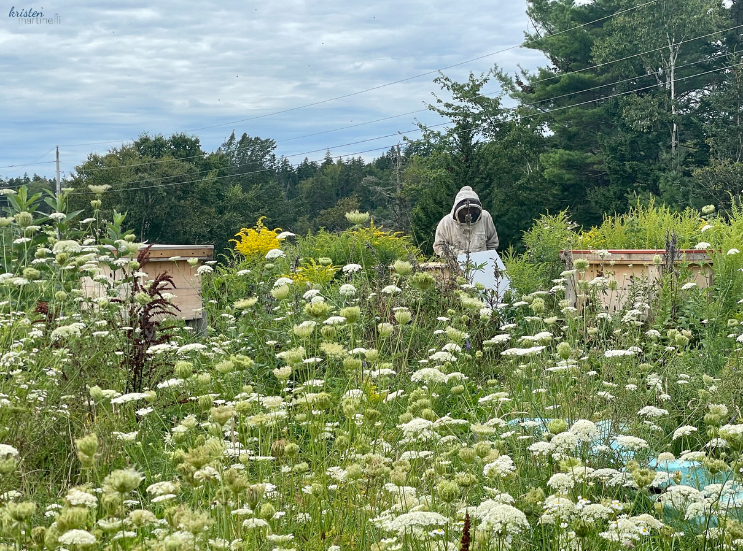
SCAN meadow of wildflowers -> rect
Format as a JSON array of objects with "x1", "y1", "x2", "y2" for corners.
[{"x1": 3, "y1": 187, "x2": 743, "y2": 550}]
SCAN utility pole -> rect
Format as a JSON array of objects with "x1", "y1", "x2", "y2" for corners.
[
  {"x1": 55, "y1": 146, "x2": 61, "y2": 196},
  {"x1": 393, "y1": 144, "x2": 409, "y2": 232}
]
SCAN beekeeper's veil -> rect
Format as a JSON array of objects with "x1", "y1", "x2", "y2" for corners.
[{"x1": 450, "y1": 186, "x2": 482, "y2": 224}]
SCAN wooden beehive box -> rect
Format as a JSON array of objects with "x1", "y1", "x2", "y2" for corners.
[
  {"x1": 559, "y1": 249, "x2": 712, "y2": 313},
  {"x1": 83, "y1": 244, "x2": 214, "y2": 322}
]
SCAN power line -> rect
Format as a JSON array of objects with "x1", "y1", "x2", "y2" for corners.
[
  {"x1": 56, "y1": 116, "x2": 436, "y2": 175},
  {"x1": 0, "y1": 121, "x2": 452, "y2": 190},
  {"x1": 0, "y1": 130, "x2": 430, "y2": 191},
  {"x1": 49, "y1": 19, "x2": 743, "y2": 171},
  {"x1": 3, "y1": 44, "x2": 736, "y2": 189},
  {"x1": 0, "y1": 148, "x2": 56, "y2": 174},
  {"x1": 1, "y1": 48, "x2": 734, "y2": 187},
  {"x1": 525, "y1": 53, "x2": 726, "y2": 106},
  {"x1": 527, "y1": 21, "x2": 743, "y2": 88},
  {"x1": 55, "y1": 42, "x2": 734, "y2": 179},
  {"x1": 520, "y1": 58, "x2": 743, "y2": 120},
  {"x1": 15, "y1": 1, "x2": 733, "y2": 179},
  {"x1": 56, "y1": 127, "x2": 444, "y2": 190},
  {"x1": 277, "y1": 109, "x2": 428, "y2": 143},
  {"x1": 54, "y1": 0, "x2": 659, "y2": 150},
  {"x1": 75, "y1": 37, "x2": 743, "y2": 178},
  {"x1": 68, "y1": 61, "x2": 743, "y2": 198},
  {"x1": 69, "y1": 144, "x2": 408, "y2": 195},
  {"x1": 0, "y1": 160, "x2": 56, "y2": 170}
]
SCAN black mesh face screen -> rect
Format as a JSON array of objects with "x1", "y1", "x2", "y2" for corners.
[{"x1": 455, "y1": 205, "x2": 482, "y2": 224}]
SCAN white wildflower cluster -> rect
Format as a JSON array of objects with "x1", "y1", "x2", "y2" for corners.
[{"x1": 2, "y1": 201, "x2": 742, "y2": 551}]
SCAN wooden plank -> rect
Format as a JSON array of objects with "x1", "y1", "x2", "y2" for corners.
[{"x1": 142, "y1": 245, "x2": 214, "y2": 260}]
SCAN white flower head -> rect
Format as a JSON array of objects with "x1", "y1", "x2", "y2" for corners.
[
  {"x1": 58, "y1": 530, "x2": 97, "y2": 546},
  {"x1": 381, "y1": 285, "x2": 402, "y2": 294},
  {"x1": 483, "y1": 455, "x2": 516, "y2": 478},
  {"x1": 0, "y1": 444, "x2": 19, "y2": 458},
  {"x1": 265, "y1": 249, "x2": 285, "y2": 259},
  {"x1": 273, "y1": 277, "x2": 293, "y2": 287},
  {"x1": 303, "y1": 289, "x2": 321, "y2": 300},
  {"x1": 339, "y1": 284, "x2": 356, "y2": 297},
  {"x1": 672, "y1": 425, "x2": 698, "y2": 440}
]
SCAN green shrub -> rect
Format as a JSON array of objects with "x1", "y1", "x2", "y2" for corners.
[
  {"x1": 293, "y1": 221, "x2": 421, "y2": 276},
  {"x1": 578, "y1": 199, "x2": 701, "y2": 249}
]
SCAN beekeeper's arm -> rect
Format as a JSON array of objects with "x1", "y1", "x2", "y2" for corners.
[
  {"x1": 485, "y1": 213, "x2": 499, "y2": 251},
  {"x1": 433, "y1": 220, "x2": 450, "y2": 256}
]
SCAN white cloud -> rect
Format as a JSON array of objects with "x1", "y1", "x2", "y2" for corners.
[{"x1": 0, "y1": 0, "x2": 545, "y2": 178}]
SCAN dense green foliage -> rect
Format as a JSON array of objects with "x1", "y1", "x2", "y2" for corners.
[{"x1": 2, "y1": 189, "x2": 743, "y2": 550}]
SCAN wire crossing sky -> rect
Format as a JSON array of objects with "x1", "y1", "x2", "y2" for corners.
[{"x1": 0, "y1": 0, "x2": 548, "y2": 179}]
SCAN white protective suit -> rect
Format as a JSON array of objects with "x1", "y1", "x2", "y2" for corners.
[{"x1": 433, "y1": 186, "x2": 499, "y2": 257}]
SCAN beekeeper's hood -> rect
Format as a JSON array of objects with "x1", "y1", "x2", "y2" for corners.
[{"x1": 450, "y1": 186, "x2": 482, "y2": 224}]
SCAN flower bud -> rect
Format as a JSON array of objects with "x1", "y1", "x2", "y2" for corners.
[
  {"x1": 14, "y1": 211, "x2": 33, "y2": 227},
  {"x1": 437, "y1": 480, "x2": 459, "y2": 503},
  {"x1": 557, "y1": 341, "x2": 572, "y2": 360},
  {"x1": 393, "y1": 260, "x2": 413, "y2": 276},
  {"x1": 377, "y1": 322, "x2": 394, "y2": 337},
  {"x1": 340, "y1": 306, "x2": 361, "y2": 323},
  {"x1": 258, "y1": 503, "x2": 275, "y2": 520},
  {"x1": 394, "y1": 308, "x2": 412, "y2": 325}
]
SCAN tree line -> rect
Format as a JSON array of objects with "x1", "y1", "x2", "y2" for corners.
[{"x1": 4, "y1": 0, "x2": 743, "y2": 256}]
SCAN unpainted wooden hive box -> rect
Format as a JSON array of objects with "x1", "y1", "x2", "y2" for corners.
[
  {"x1": 83, "y1": 244, "x2": 214, "y2": 322},
  {"x1": 560, "y1": 249, "x2": 712, "y2": 313}
]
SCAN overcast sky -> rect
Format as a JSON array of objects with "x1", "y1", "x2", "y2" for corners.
[{"x1": 0, "y1": 0, "x2": 547, "y2": 181}]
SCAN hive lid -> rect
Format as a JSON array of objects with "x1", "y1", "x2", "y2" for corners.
[{"x1": 138, "y1": 244, "x2": 214, "y2": 261}]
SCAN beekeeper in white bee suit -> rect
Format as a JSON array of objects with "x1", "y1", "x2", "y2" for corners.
[{"x1": 433, "y1": 186, "x2": 499, "y2": 256}]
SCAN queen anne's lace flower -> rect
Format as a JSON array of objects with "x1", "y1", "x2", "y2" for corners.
[
  {"x1": 0, "y1": 444, "x2": 19, "y2": 458},
  {"x1": 478, "y1": 503, "x2": 529, "y2": 537},
  {"x1": 613, "y1": 435, "x2": 649, "y2": 450},
  {"x1": 672, "y1": 425, "x2": 698, "y2": 440},
  {"x1": 339, "y1": 284, "x2": 356, "y2": 296},
  {"x1": 65, "y1": 489, "x2": 98, "y2": 508},
  {"x1": 637, "y1": 406, "x2": 668, "y2": 418},
  {"x1": 547, "y1": 473, "x2": 575, "y2": 494},
  {"x1": 484, "y1": 455, "x2": 516, "y2": 478},
  {"x1": 501, "y1": 346, "x2": 546, "y2": 357},
  {"x1": 265, "y1": 248, "x2": 285, "y2": 259},
  {"x1": 52, "y1": 240, "x2": 82, "y2": 254},
  {"x1": 528, "y1": 441, "x2": 554, "y2": 458},
  {"x1": 410, "y1": 368, "x2": 448, "y2": 385},
  {"x1": 376, "y1": 511, "x2": 449, "y2": 536},
  {"x1": 569, "y1": 419, "x2": 599, "y2": 440},
  {"x1": 111, "y1": 392, "x2": 149, "y2": 405},
  {"x1": 58, "y1": 529, "x2": 97, "y2": 546},
  {"x1": 342, "y1": 263, "x2": 362, "y2": 273}
]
